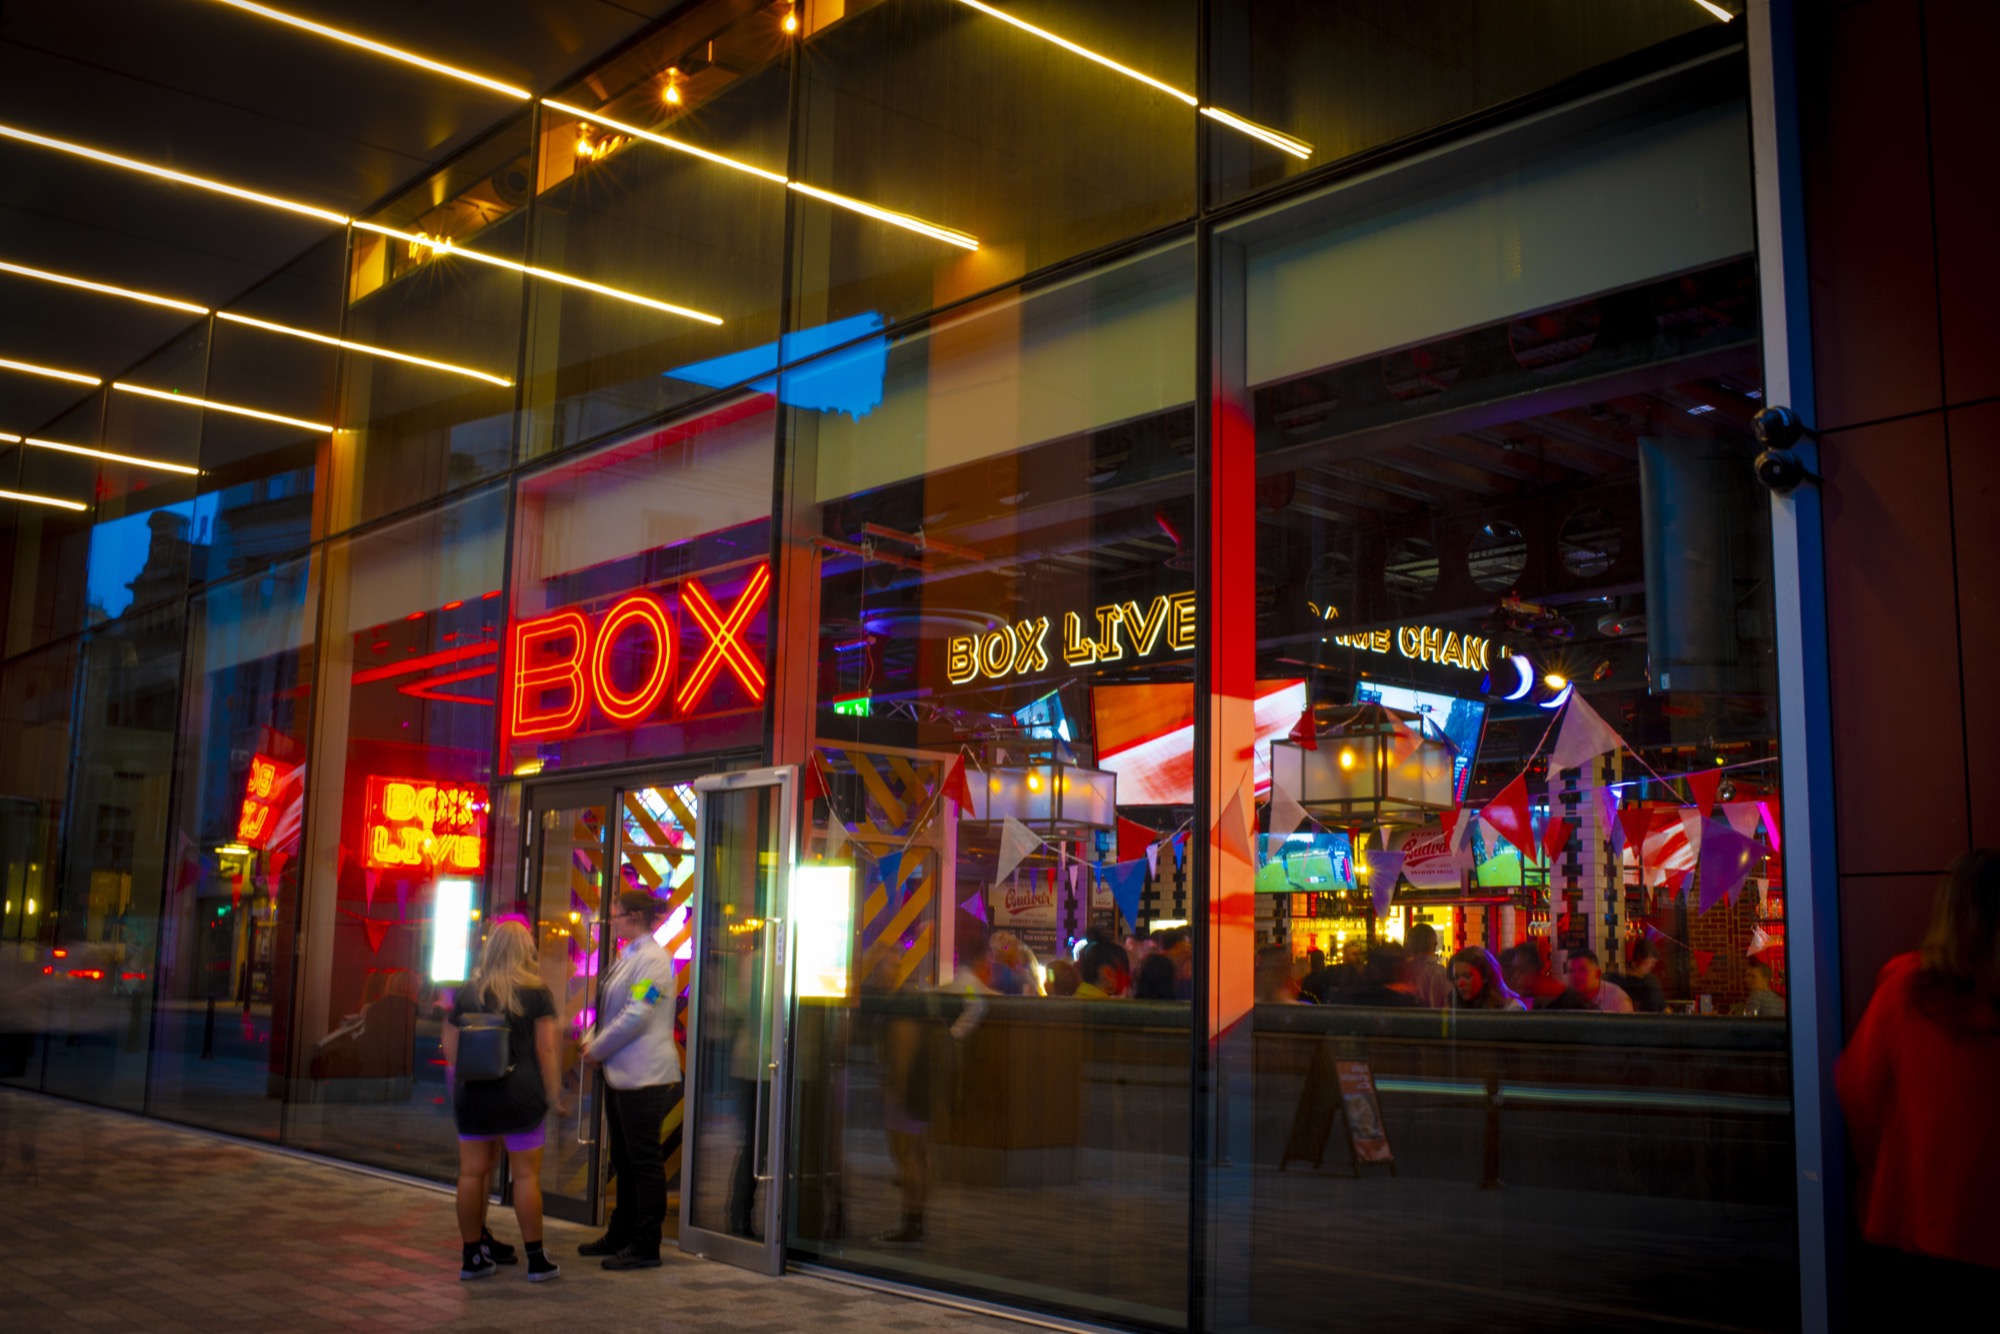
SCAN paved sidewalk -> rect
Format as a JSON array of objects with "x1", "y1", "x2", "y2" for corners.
[{"x1": 0, "y1": 1088, "x2": 1017, "y2": 1333}]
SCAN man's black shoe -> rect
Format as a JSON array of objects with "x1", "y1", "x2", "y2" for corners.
[
  {"x1": 577, "y1": 1233, "x2": 630, "y2": 1257},
  {"x1": 601, "y1": 1247, "x2": 664, "y2": 1271}
]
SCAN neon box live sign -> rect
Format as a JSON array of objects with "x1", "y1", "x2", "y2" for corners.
[
  {"x1": 364, "y1": 777, "x2": 487, "y2": 873},
  {"x1": 508, "y1": 560, "x2": 770, "y2": 742}
]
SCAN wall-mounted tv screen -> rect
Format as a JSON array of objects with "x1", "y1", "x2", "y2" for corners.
[
  {"x1": 1092, "y1": 680, "x2": 1306, "y2": 806},
  {"x1": 1353, "y1": 682, "x2": 1485, "y2": 803}
]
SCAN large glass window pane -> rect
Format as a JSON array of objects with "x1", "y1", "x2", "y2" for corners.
[
  {"x1": 86, "y1": 330, "x2": 208, "y2": 625},
  {"x1": 148, "y1": 557, "x2": 317, "y2": 1139},
  {"x1": 7, "y1": 391, "x2": 102, "y2": 655},
  {"x1": 333, "y1": 122, "x2": 531, "y2": 530},
  {"x1": 786, "y1": 239, "x2": 1195, "y2": 1327},
  {"x1": 1221, "y1": 81, "x2": 1795, "y2": 1333},
  {"x1": 790, "y1": 0, "x2": 1197, "y2": 336},
  {"x1": 284, "y1": 488, "x2": 505, "y2": 1179},
  {"x1": 0, "y1": 637, "x2": 79, "y2": 1091},
  {"x1": 522, "y1": 3, "x2": 790, "y2": 459},
  {"x1": 507, "y1": 397, "x2": 776, "y2": 779},
  {"x1": 40, "y1": 602, "x2": 184, "y2": 1111},
  {"x1": 1204, "y1": 0, "x2": 1737, "y2": 205},
  {"x1": 201, "y1": 238, "x2": 345, "y2": 579}
]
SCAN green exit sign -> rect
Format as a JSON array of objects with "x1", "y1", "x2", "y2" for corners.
[{"x1": 832, "y1": 695, "x2": 871, "y2": 717}]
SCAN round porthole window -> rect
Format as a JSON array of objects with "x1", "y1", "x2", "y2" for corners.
[
  {"x1": 1559, "y1": 505, "x2": 1621, "y2": 578},
  {"x1": 1467, "y1": 521, "x2": 1527, "y2": 592},
  {"x1": 1384, "y1": 536, "x2": 1439, "y2": 601}
]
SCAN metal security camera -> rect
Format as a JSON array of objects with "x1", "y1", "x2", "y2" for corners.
[{"x1": 1750, "y1": 405, "x2": 1820, "y2": 494}]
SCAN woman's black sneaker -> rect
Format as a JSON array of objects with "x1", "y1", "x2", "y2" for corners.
[
  {"x1": 480, "y1": 1228, "x2": 518, "y2": 1265},
  {"x1": 460, "y1": 1247, "x2": 499, "y2": 1281},
  {"x1": 526, "y1": 1251, "x2": 561, "y2": 1283}
]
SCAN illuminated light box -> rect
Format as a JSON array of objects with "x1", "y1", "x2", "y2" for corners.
[
  {"x1": 1270, "y1": 703, "x2": 1456, "y2": 825},
  {"x1": 431, "y1": 878, "x2": 476, "y2": 983},
  {"x1": 363, "y1": 776, "x2": 487, "y2": 873},
  {"x1": 793, "y1": 864, "x2": 856, "y2": 1000},
  {"x1": 963, "y1": 762, "x2": 1117, "y2": 835}
]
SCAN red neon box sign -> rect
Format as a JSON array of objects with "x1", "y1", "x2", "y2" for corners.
[
  {"x1": 508, "y1": 561, "x2": 769, "y2": 741},
  {"x1": 237, "y1": 753, "x2": 298, "y2": 849},
  {"x1": 363, "y1": 777, "x2": 487, "y2": 873}
]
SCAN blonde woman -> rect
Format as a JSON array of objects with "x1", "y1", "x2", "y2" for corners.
[{"x1": 443, "y1": 919, "x2": 561, "y2": 1282}]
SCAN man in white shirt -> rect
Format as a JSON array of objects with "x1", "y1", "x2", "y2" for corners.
[
  {"x1": 580, "y1": 889, "x2": 682, "y2": 1270},
  {"x1": 1563, "y1": 949, "x2": 1635, "y2": 1013}
]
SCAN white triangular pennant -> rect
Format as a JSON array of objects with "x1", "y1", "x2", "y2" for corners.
[
  {"x1": 1145, "y1": 841, "x2": 1161, "y2": 880},
  {"x1": 1550, "y1": 694, "x2": 1625, "y2": 773},
  {"x1": 1217, "y1": 790, "x2": 1256, "y2": 867},
  {"x1": 1268, "y1": 780, "x2": 1308, "y2": 838},
  {"x1": 823, "y1": 819, "x2": 850, "y2": 860},
  {"x1": 995, "y1": 816, "x2": 1043, "y2": 884}
]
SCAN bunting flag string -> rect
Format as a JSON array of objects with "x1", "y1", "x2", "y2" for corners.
[
  {"x1": 1480, "y1": 772, "x2": 1536, "y2": 854},
  {"x1": 1595, "y1": 785, "x2": 1625, "y2": 855},
  {"x1": 1696, "y1": 818, "x2": 1768, "y2": 914},
  {"x1": 1289, "y1": 705, "x2": 1319, "y2": 750},
  {"x1": 1100, "y1": 859, "x2": 1148, "y2": 927},
  {"x1": 1364, "y1": 849, "x2": 1405, "y2": 918},
  {"x1": 1540, "y1": 816, "x2": 1573, "y2": 867},
  {"x1": 995, "y1": 816, "x2": 1043, "y2": 885},
  {"x1": 1686, "y1": 768, "x2": 1722, "y2": 822},
  {"x1": 1549, "y1": 693, "x2": 1625, "y2": 773},
  {"x1": 1268, "y1": 777, "x2": 1309, "y2": 839}
]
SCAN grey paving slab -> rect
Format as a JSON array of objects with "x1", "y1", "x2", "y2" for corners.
[{"x1": 0, "y1": 1087, "x2": 1018, "y2": 1333}]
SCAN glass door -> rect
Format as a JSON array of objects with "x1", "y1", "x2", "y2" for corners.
[
  {"x1": 678, "y1": 766, "x2": 796, "y2": 1274},
  {"x1": 522, "y1": 782, "x2": 611, "y2": 1225}
]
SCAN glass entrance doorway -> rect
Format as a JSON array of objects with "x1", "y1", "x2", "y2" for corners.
[
  {"x1": 518, "y1": 774, "x2": 703, "y2": 1227},
  {"x1": 678, "y1": 766, "x2": 798, "y2": 1275}
]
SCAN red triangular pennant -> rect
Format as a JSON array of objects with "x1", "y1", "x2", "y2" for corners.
[
  {"x1": 801, "y1": 754, "x2": 828, "y2": 804},
  {"x1": 1686, "y1": 768, "x2": 1722, "y2": 822},
  {"x1": 1289, "y1": 707, "x2": 1318, "y2": 750},
  {"x1": 1440, "y1": 807, "x2": 1462, "y2": 845},
  {"x1": 1481, "y1": 773, "x2": 1536, "y2": 853},
  {"x1": 1619, "y1": 807, "x2": 1654, "y2": 867},
  {"x1": 940, "y1": 753, "x2": 973, "y2": 811},
  {"x1": 1118, "y1": 816, "x2": 1157, "y2": 865},
  {"x1": 1540, "y1": 816, "x2": 1573, "y2": 866},
  {"x1": 361, "y1": 918, "x2": 390, "y2": 954}
]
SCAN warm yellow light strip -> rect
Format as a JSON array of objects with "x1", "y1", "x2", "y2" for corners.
[
  {"x1": 0, "y1": 487, "x2": 89, "y2": 512},
  {"x1": 0, "y1": 123, "x2": 715, "y2": 323},
  {"x1": 952, "y1": 0, "x2": 1197, "y2": 106},
  {"x1": 17, "y1": 434, "x2": 200, "y2": 476},
  {"x1": 1690, "y1": 0, "x2": 1735, "y2": 21},
  {"x1": 544, "y1": 100, "x2": 787, "y2": 185},
  {"x1": 785, "y1": 183, "x2": 980, "y2": 251},
  {"x1": 0, "y1": 123, "x2": 350, "y2": 225},
  {"x1": 0, "y1": 260, "x2": 210, "y2": 315},
  {"x1": 545, "y1": 100, "x2": 979, "y2": 251},
  {"x1": 0, "y1": 356, "x2": 102, "y2": 386},
  {"x1": 1198, "y1": 107, "x2": 1312, "y2": 161},
  {"x1": 351, "y1": 221, "x2": 724, "y2": 324},
  {"x1": 215, "y1": 312, "x2": 512, "y2": 386},
  {"x1": 209, "y1": 0, "x2": 532, "y2": 99},
  {"x1": 948, "y1": 0, "x2": 1312, "y2": 159},
  {"x1": 111, "y1": 382, "x2": 334, "y2": 433}
]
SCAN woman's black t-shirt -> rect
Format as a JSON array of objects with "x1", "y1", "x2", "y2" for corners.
[{"x1": 449, "y1": 983, "x2": 557, "y2": 1136}]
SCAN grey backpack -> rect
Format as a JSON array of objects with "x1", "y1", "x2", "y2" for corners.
[{"x1": 456, "y1": 1011, "x2": 513, "y2": 1082}]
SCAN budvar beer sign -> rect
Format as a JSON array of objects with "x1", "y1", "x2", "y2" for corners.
[{"x1": 948, "y1": 591, "x2": 1197, "y2": 685}]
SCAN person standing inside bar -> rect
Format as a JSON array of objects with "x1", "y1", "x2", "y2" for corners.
[
  {"x1": 581, "y1": 889, "x2": 682, "y2": 1271},
  {"x1": 1838, "y1": 849, "x2": 2000, "y2": 1306}
]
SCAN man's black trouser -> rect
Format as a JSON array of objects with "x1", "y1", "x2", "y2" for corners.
[{"x1": 603, "y1": 1082, "x2": 678, "y2": 1255}]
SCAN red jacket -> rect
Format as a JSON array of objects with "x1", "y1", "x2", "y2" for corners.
[{"x1": 1835, "y1": 952, "x2": 2000, "y2": 1270}]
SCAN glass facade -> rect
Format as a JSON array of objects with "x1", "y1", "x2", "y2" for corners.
[{"x1": 0, "y1": 4, "x2": 1799, "y2": 1330}]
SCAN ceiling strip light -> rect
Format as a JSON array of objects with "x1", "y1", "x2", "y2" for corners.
[
  {"x1": 542, "y1": 100, "x2": 788, "y2": 185},
  {"x1": 952, "y1": 0, "x2": 1197, "y2": 106},
  {"x1": 111, "y1": 382, "x2": 334, "y2": 433},
  {"x1": 0, "y1": 260, "x2": 210, "y2": 315},
  {"x1": 0, "y1": 356, "x2": 102, "y2": 386},
  {"x1": 0, "y1": 123, "x2": 349, "y2": 225},
  {"x1": 350, "y1": 221, "x2": 723, "y2": 324},
  {"x1": 0, "y1": 487, "x2": 89, "y2": 512},
  {"x1": 947, "y1": 0, "x2": 1311, "y2": 159},
  {"x1": 1690, "y1": 0, "x2": 1735, "y2": 20},
  {"x1": 784, "y1": 183, "x2": 980, "y2": 251},
  {"x1": 1198, "y1": 107, "x2": 1312, "y2": 161},
  {"x1": 19, "y1": 435, "x2": 200, "y2": 476},
  {"x1": 546, "y1": 100, "x2": 979, "y2": 250},
  {"x1": 209, "y1": 0, "x2": 532, "y2": 99},
  {"x1": 215, "y1": 311, "x2": 512, "y2": 386},
  {"x1": 0, "y1": 124, "x2": 714, "y2": 323}
]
